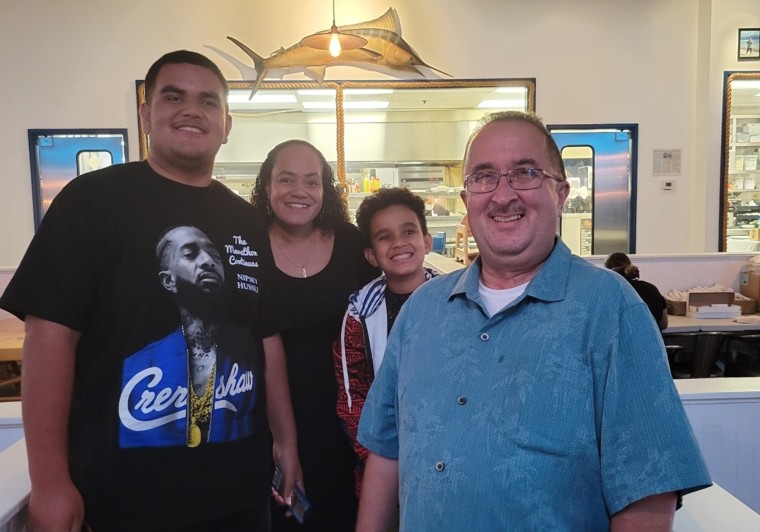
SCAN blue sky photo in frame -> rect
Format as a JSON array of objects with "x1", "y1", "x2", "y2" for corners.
[{"x1": 738, "y1": 28, "x2": 760, "y2": 60}]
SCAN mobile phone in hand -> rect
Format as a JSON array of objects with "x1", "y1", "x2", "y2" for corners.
[{"x1": 272, "y1": 465, "x2": 312, "y2": 525}]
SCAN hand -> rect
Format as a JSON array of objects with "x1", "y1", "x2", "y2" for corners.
[
  {"x1": 26, "y1": 480, "x2": 84, "y2": 532},
  {"x1": 271, "y1": 442, "x2": 303, "y2": 508}
]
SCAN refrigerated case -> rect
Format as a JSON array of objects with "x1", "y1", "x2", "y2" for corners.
[
  {"x1": 549, "y1": 126, "x2": 637, "y2": 256},
  {"x1": 28, "y1": 129, "x2": 128, "y2": 228}
]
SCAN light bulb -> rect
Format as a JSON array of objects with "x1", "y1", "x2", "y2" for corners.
[{"x1": 329, "y1": 32, "x2": 342, "y2": 57}]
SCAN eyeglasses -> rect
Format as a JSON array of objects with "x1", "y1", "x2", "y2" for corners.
[{"x1": 464, "y1": 168, "x2": 564, "y2": 193}]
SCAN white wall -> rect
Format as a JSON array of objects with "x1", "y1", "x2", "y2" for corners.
[{"x1": 1, "y1": 0, "x2": 759, "y2": 267}]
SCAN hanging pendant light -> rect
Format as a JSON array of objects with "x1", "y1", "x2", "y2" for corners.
[{"x1": 300, "y1": 0, "x2": 367, "y2": 57}]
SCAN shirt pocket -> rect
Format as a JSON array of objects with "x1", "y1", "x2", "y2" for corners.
[{"x1": 509, "y1": 354, "x2": 596, "y2": 456}]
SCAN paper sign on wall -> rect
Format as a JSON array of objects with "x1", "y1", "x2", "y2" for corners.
[{"x1": 653, "y1": 149, "x2": 682, "y2": 176}]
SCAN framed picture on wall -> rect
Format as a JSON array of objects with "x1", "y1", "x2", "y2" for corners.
[{"x1": 738, "y1": 28, "x2": 760, "y2": 60}]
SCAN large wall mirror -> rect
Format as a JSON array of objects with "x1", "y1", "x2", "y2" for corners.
[
  {"x1": 721, "y1": 71, "x2": 760, "y2": 252},
  {"x1": 137, "y1": 79, "x2": 535, "y2": 255}
]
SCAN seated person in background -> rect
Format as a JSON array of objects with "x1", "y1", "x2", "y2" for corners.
[
  {"x1": 333, "y1": 188, "x2": 437, "y2": 497},
  {"x1": 605, "y1": 252, "x2": 668, "y2": 330},
  {"x1": 424, "y1": 195, "x2": 450, "y2": 216}
]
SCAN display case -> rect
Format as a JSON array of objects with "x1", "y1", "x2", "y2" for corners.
[
  {"x1": 136, "y1": 79, "x2": 535, "y2": 254},
  {"x1": 727, "y1": 115, "x2": 760, "y2": 209}
]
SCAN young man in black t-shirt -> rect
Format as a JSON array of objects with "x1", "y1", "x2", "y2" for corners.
[{"x1": 0, "y1": 51, "x2": 300, "y2": 530}]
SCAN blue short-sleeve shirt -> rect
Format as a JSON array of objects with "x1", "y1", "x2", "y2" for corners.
[{"x1": 359, "y1": 240, "x2": 711, "y2": 531}]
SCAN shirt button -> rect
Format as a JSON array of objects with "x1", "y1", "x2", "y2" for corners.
[
  {"x1": 457, "y1": 396, "x2": 467, "y2": 405},
  {"x1": 435, "y1": 461, "x2": 445, "y2": 472},
  {"x1": 480, "y1": 332, "x2": 489, "y2": 341}
]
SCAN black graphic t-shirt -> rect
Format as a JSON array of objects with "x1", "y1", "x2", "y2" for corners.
[{"x1": 1, "y1": 162, "x2": 278, "y2": 528}]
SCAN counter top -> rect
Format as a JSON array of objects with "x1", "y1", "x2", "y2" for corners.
[
  {"x1": 0, "y1": 437, "x2": 754, "y2": 529},
  {"x1": 424, "y1": 252, "x2": 466, "y2": 275},
  {"x1": 675, "y1": 483, "x2": 760, "y2": 530},
  {"x1": 664, "y1": 314, "x2": 760, "y2": 333},
  {"x1": 674, "y1": 376, "x2": 760, "y2": 401},
  {"x1": 0, "y1": 438, "x2": 27, "y2": 529},
  {"x1": 0, "y1": 319, "x2": 23, "y2": 363}
]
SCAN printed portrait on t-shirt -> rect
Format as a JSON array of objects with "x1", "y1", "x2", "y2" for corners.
[{"x1": 118, "y1": 225, "x2": 260, "y2": 448}]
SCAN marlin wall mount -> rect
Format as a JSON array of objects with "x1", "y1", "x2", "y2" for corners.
[{"x1": 226, "y1": 8, "x2": 450, "y2": 98}]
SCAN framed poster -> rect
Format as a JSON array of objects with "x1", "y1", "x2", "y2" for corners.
[{"x1": 738, "y1": 28, "x2": 760, "y2": 61}]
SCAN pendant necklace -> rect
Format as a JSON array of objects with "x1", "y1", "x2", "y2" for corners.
[
  {"x1": 273, "y1": 231, "x2": 319, "y2": 278},
  {"x1": 182, "y1": 325, "x2": 217, "y2": 448}
]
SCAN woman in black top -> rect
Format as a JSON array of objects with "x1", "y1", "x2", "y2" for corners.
[
  {"x1": 252, "y1": 139, "x2": 378, "y2": 531},
  {"x1": 605, "y1": 252, "x2": 668, "y2": 331}
]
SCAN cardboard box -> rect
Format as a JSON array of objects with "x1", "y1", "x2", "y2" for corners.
[
  {"x1": 740, "y1": 271, "x2": 760, "y2": 301},
  {"x1": 686, "y1": 292, "x2": 741, "y2": 319},
  {"x1": 666, "y1": 298, "x2": 686, "y2": 316},
  {"x1": 735, "y1": 297, "x2": 757, "y2": 314},
  {"x1": 668, "y1": 292, "x2": 754, "y2": 316}
]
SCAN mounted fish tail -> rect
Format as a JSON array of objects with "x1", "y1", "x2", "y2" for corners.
[
  {"x1": 337, "y1": 7, "x2": 402, "y2": 33},
  {"x1": 347, "y1": 27, "x2": 451, "y2": 77},
  {"x1": 290, "y1": 7, "x2": 400, "y2": 44},
  {"x1": 335, "y1": 7, "x2": 449, "y2": 77}
]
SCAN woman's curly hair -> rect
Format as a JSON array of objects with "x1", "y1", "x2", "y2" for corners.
[{"x1": 250, "y1": 139, "x2": 349, "y2": 231}]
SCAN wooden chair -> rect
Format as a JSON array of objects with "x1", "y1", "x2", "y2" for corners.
[{"x1": 454, "y1": 216, "x2": 478, "y2": 265}]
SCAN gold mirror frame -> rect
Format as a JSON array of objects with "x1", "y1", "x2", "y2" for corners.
[
  {"x1": 721, "y1": 71, "x2": 760, "y2": 251},
  {"x1": 136, "y1": 78, "x2": 536, "y2": 192}
]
